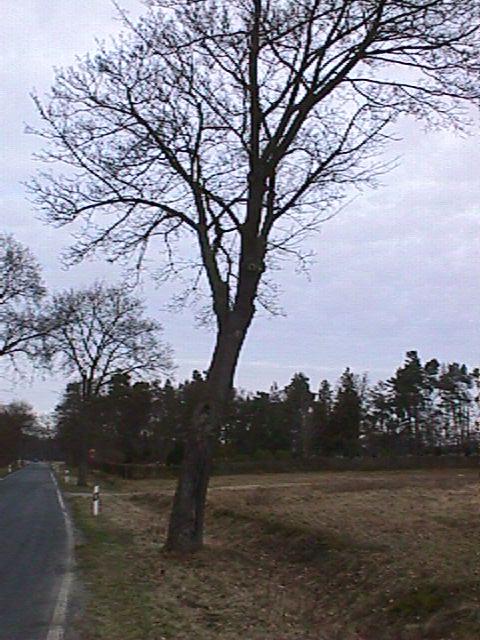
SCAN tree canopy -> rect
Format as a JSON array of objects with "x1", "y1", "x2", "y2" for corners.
[
  {"x1": 45, "y1": 281, "x2": 173, "y2": 398},
  {"x1": 30, "y1": 0, "x2": 480, "y2": 316}
]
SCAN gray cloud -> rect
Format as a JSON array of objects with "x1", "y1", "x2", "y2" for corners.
[{"x1": 1, "y1": 2, "x2": 479, "y2": 412}]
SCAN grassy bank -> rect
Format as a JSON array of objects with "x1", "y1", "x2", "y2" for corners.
[
  {"x1": 74, "y1": 454, "x2": 480, "y2": 485},
  {"x1": 68, "y1": 469, "x2": 480, "y2": 640}
]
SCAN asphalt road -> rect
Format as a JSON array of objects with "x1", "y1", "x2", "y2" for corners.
[{"x1": 0, "y1": 463, "x2": 70, "y2": 640}]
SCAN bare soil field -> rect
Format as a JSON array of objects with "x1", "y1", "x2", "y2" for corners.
[{"x1": 69, "y1": 468, "x2": 480, "y2": 640}]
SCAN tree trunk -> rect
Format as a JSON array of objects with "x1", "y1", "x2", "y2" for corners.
[
  {"x1": 77, "y1": 414, "x2": 89, "y2": 487},
  {"x1": 77, "y1": 457, "x2": 88, "y2": 487},
  {"x1": 165, "y1": 317, "x2": 251, "y2": 553},
  {"x1": 164, "y1": 403, "x2": 213, "y2": 552}
]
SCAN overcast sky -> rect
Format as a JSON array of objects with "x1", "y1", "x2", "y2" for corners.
[{"x1": 1, "y1": 1, "x2": 480, "y2": 414}]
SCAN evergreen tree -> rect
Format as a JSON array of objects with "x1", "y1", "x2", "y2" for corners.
[
  {"x1": 327, "y1": 368, "x2": 362, "y2": 457},
  {"x1": 363, "y1": 381, "x2": 398, "y2": 455},
  {"x1": 150, "y1": 379, "x2": 182, "y2": 464},
  {"x1": 106, "y1": 373, "x2": 153, "y2": 463},
  {"x1": 222, "y1": 383, "x2": 290, "y2": 458},
  {"x1": 54, "y1": 383, "x2": 84, "y2": 466},
  {"x1": 283, "y1": 373, "x2": 314, "y2": 458},
  {"x1": 438, "y1": 363, "x2": 475, "y2": 452},
  {"x1": 389, "y1": 351, "x2": 429, "y2": 453},
  {"x1": 312, "y1": 380, "x2": 333, "y2": 455}
]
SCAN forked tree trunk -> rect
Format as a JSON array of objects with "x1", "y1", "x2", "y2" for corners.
[{"x1": 166, "y1": 188, "x2": 265, "y2": 552}]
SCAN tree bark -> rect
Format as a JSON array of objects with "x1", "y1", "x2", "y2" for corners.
[
  {"x1": 164, "y1": 403, "x2": 213, "y2": 552},
  {"x1": 77, "y1": 457, "x2": 88, "y2": 487},
  {"x1": 165, "y1": 314, "x2": 253, "y2": 552},
  {"x1": 77, "y1": 414, "x2": 89, "y2": 487}
]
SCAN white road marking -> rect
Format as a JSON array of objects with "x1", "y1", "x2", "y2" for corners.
[{"x1": 47, "y1": 470, "x2": 75, "y2": 640}]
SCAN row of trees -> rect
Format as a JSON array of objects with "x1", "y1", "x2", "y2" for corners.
[
  {"x1": 0, "y1": 233, "x2": 173, "y2": 479},
  {"x1": 229, "y1": 354, "x2": 480, "y2": 457},
  {"x1": 0, "y1": 401, "x2": 52, "y2": 465},
  {"x1": 55, "y1": 351, "x2": 480, "y2": 467}
]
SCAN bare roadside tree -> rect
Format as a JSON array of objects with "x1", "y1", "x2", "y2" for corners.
[
  {"x1": 29, "y1": 0, "x2": 480, "y2": 550},
  {"x1": 45, "y1": 282, "x2": 173, "y2": 485},
  {"x1": 0, "y1": 401, "x2": 38, "y2": 465},
  {"x1": 0, "y1": 233, "x2": 47, "y2": 362}
]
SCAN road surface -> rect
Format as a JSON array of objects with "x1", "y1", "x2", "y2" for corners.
[{"x1": 0, "y1": 463, "x2": 70, "y2": 640}]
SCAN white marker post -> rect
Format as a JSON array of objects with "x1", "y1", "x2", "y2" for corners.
[
  {"x1": 92, "y1": 485, "x2": 100, "y2": 516},
  {"x1": 7, "y1": 464, "x2": 12, "y2": 474},
  {"x1": 64, "y1": 469, "x2": 70, "y2": 484}
]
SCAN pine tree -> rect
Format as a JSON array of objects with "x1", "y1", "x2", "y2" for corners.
[
  {"x1": 150, "y1": 379, "x2": 182, "y2": 464},
  {"x1": 312, "y1": 380, "x2": 333, "y2": 455},
  {"x1": 438, "y1": 363, "x2": 475, "y2": 452},
  {"x1": 364, "y1": 381, "x2": 397, "y2": 455},
  {"x1": 328, "y1": 368, "x2": 362, "y2": 457},
  {"x1": 389, "y1": 351, "x2": 428, "y2": 453},
  {"x1": 283, "y1": 373, "x2": 314, "y2": 458}
]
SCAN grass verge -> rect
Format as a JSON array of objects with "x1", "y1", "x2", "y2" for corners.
[
  {"x1": 70, "y1": 499, "x2": 162, "y2": 640},
  {"x1": 68, "y1": 469, "x2": 480, "y2": 640}
]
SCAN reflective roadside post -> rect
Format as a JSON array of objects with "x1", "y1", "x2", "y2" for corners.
[{"x1": 92, "y1": 485, "x2": 100, "y2": 516}]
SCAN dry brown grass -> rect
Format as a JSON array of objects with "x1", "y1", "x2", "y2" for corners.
[{"x1": 71, "y1": 468, "x2": 480, "y2": 640}]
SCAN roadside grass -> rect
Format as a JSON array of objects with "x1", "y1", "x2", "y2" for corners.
[
  {"x1": 0, "y1": 464, "x2": 20, "y2": 478},
  {"x1": 70, "y1": 499, "x2": 161, "y2": 640},
  {"x1": 61, "y1": 467, "x2": 177, "y2": 494},
  {"x1": 68, "y1": 469, "x2": 480, "y2": 640},
  {"x1": 63, "y1": 466, "x2": 479, "y2": 495}
]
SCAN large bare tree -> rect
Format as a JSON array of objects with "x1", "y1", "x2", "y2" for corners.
[
  {"x1": 45, "y1": 282, "x2": 173, "y2": 484},
  {"x1": 29, "y1": 0, "x2": 480, "y2": 550}
]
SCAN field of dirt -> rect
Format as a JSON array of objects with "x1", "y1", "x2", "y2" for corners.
[{"x1": 71, "y1": 468, "x2": 480, "y2": 640}]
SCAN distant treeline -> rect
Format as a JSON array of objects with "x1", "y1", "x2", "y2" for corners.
[
  {"x1": 54, "y1": 350, "x2": 480, "y2": 466},
  {"x1": 0, "y1": 402, "x2": 56, "y2": 465}
]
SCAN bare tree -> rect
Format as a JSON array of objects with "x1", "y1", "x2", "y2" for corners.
[
  {"x1": 0, "y1": 401, "x2": 38, "y2": 465},
  {"x1": 29, "y1": 0, "x2": 480, "y2": 549},
  {"x1": 45, "y1": 282, "x2": 173, "y2": 484},
  {"x1": 0, "y1": 233, "x2": 47, "y2": 362}
]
